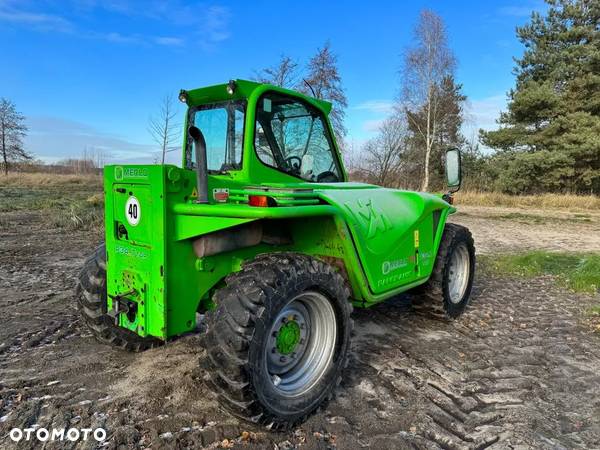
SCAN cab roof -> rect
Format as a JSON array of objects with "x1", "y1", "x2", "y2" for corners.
[{"x1": 182, "y1": 79, "x2": 333, "y2": 115}]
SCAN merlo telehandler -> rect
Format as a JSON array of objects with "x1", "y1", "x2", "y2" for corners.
[{"x1": 76, "y1": 79, "x2": 475, "y2": 428}]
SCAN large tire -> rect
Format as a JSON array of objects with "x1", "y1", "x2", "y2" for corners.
[
  {"x1": 200, "y1": 253, "x2": 353, "y2": 429},
  {"x1": 75, "y1": 244, "x2": 161, "y2": 352},
  {"x1": 418, "y1": 223, "x2": 475, "y2": 318}
]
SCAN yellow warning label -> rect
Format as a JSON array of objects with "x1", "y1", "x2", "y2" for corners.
[
  {"x1": 414, "y1": 230, "x2": 420, "y2": 248},
  {"x1": 191, "y1": 187, "x2": 198, "y2": 198}
]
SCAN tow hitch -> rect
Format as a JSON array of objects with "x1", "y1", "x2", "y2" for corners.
[{"x1": 107, "y1": 289, "x2": 138, "y2": 324}]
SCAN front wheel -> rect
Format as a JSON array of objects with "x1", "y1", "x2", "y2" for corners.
[
  {"x1": 418, "y1": 223, "x2": 476, "y2": 318},
  {"x1": 199, "y1": 253, "x2": 353, "y2": 429}
]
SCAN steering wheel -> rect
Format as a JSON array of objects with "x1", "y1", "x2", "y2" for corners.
[
  {"x1": 284, "y1": 156, "x2": 302, "y2": 173},
  {"x1": 316, "y1": 171, "x2": 339, "y2": 183}
]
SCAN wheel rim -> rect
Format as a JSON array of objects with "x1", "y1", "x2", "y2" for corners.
[
  {"x1": 448, "y1": 243, "x2": 470, "y2": 304},
  {"x1": 265, "y1": 291, "x2": 337, "y2": 397}
]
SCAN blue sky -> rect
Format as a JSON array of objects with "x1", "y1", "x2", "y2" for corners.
[{"x1": 0, "y1": 0, "x2": 545, "y2": 164}]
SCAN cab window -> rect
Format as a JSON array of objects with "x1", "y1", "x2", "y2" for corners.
[
  {"x1": 254, "y1": 93, "x2": 341, "y2": 182},
  {"x1": 188, "y1": 100, "x2": 245, "y2": 172}
]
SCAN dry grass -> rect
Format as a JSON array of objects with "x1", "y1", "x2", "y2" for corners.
[
  {"x1": 0, "y1": 172, "x2": 102, "y2": 187},
  {"x1": 455, "y1": 191, "x2": 600, "y2": 211},
  {"x1": 0, "y1": 172, "x2": 104, "y2": 232}
]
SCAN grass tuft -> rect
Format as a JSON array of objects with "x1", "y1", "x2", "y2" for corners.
[{"x1": 481, "y1": 251, "x2": 600, "y2": 294}]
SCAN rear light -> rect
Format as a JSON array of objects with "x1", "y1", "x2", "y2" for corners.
[
  {"x1": 248, "y1": 195, "x2": 275, "y2": 207},
  {"x1": 249, "y1": 195, "x2": 268, "y2": 207}
]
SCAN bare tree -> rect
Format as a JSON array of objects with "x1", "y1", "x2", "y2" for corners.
[
  {"x1": 0, "y1": 98, "x2": 31, "y2": 175},
  {"x1": 360, "y1": 116, "x2": 407, "y2": 187},
  {"x1": 302, "y1": 42, "x2": 348, "y2": 146},
  {"x1": 148, "y1": 95, "x2": 180, "y2": 164},
  {"x1": 254, "y1": 54, "x2": 300, "y2": 88},
  {"x1": 400, "y1": 10, "x2": 455, "y2": 191}
]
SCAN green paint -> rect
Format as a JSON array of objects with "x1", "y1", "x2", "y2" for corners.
[
  {"x1": 103, "y1": 79, "x2": 458, "y2": 340},
  {"x1": 276, "y1": 321, "x2": 301, "y2": 355}
]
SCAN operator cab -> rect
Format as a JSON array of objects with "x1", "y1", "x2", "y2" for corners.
[{"x1": 185, "y1": 80, "x2": 344, "y2": 187}]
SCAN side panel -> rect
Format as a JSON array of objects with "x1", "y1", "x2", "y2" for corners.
[{"x1": 318, "y1": 188, "x2": 451, "y2": 296}]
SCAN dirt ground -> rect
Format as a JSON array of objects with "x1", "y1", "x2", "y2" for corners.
[
  {"x1": 1, "y1": 205, "x2": 600, "y2": 449},
  {"x1": 452, "y1": 206, "x2": 600, "y2": 254}
]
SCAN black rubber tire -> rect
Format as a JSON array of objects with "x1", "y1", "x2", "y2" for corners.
[
  {"x1": 418, "y1": 223, "x2": 476, "y2": 318},
  {"x1": 199, "y1": 253, "x2": 353, "y2": 429},
  {"x1": 75, "y1": 244, "x2": 162, "y2": 352}
]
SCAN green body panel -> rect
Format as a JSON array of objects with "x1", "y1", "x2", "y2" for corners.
[{"x1": 103, "y1": 80, "x2": 455, "y2": 340}]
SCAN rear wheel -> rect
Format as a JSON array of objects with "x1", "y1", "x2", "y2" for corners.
[
  {"x1": 417, "y1": 223, "x2": 475, "y2": 318},
  {"x1": 75, "y1": 244, "x2": 161, "y2": 352},
  {"x1": 200, "y1": 253, "x2": 353, "y2": 429}
]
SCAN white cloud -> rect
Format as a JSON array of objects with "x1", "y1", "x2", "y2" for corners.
[
  {"x1": 94, "y1": 1, "x2": 231, "y2": 48},
  {"x1": 464, "y1": 94, "x2": 507, "y2": 133},
  {"x1": 201, "y1": 5, "x2": 230, "y2": 44},
  {"x1": 353, "y1": 100, "x2": 395, "y2": 114},
  {"x1": 0, "y1": 1, "x2": 73, "y2": 32},
  {"x1": 25, "y1": 115, "x2": 162, "y2": 164},
  {"x1": 462, "y1": 94, "x2": 507, "y2": 152},
  {"x1": 362, "y1": 119, "x2": 386, "y2": 133},
  {"x1": 154, "y1": 36, "x2": 184, "y2": 46},
  {"x1": 497, "y1": 1, "x2": 547, "y2": 18},
  {"x1": 497, "y1": 6, "x2": 534, "y2": 17},
  {"x1": 101, "y1": 31, "x2": 143, "y2": 44},
  {"x1": 0, "y1": 1, "x2": 230, "y2": 49}
]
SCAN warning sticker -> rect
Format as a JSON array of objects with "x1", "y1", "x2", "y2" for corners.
[{"x1": 213, "y1": 188, "x2": 229, "y2": 203}]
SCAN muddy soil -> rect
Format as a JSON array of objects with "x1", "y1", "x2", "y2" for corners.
[{"x1": 1, "y1": 207, "x2": 599, "y2": 449}]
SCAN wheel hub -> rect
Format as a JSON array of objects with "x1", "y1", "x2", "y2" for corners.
[
  {"x1": 266, "y1": 304, "x2": 310, "y2": 375},
  {"x1": 276, "y1": 319, "x2": 301, "y2": 355}
]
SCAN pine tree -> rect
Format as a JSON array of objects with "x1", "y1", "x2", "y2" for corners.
[{"x1": 481, "y1": 0, "x2": 600, "y2": 194}]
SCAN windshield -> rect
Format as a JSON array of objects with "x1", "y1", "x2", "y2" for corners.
[
  {"x1": 187, "y1": 100, "x2": 245, "y2": 172},
  {"x1": 254, "y1": 93, "x2": 341, "y2": 182}
]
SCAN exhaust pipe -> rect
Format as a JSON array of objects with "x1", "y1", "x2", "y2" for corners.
[{"x1": 189, "y1": 126, "x2": 209, "y2": 204}]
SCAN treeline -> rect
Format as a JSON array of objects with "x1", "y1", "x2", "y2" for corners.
[
  {"x1": 7, "y1": 160, "x2": 102, "y2": 175},
  {"x1": 254, "y1": 12, "x2": 477, "y2": 193},
  {"x1": 257, "y1": 0, "x2": 599, "y2": 195},
  {"x1": 353, "y1": 0, "x2": 599, "y2": 194}
]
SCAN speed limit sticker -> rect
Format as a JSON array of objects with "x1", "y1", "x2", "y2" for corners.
[{"x1": 125, "y1": 196, "x2": 141, "y2": 226}]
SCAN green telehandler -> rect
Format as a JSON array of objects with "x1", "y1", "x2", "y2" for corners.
[{"x1": 76, "y1": 79, "x2": 475, "y2": 428}]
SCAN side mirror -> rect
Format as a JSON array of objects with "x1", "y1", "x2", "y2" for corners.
[{"x1": 445, "y1": 148, "x2": 462, "y2": 192}]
